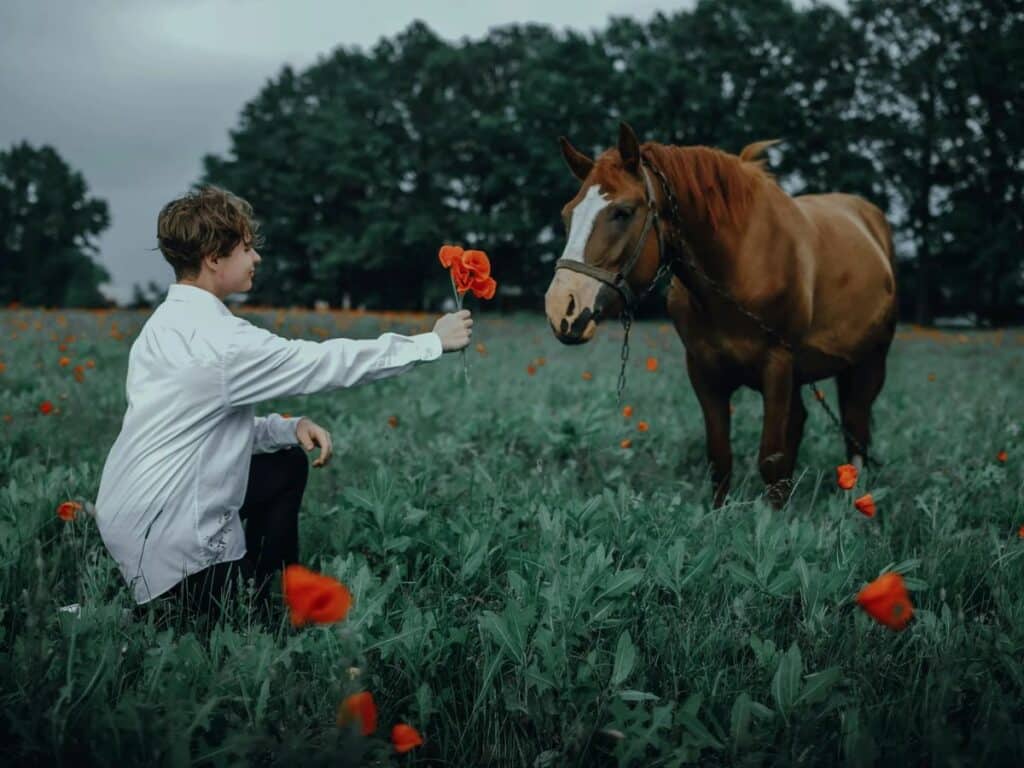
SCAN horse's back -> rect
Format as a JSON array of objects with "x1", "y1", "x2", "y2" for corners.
[{"x1": 793, "y1": 193, "x2": 896, "y2": 367}]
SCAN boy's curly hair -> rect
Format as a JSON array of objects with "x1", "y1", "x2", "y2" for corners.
[{"x1": 157, "y1": 186, "x2": 263, "y2": 279}]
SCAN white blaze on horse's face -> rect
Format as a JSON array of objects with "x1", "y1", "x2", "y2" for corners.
[
  {"x1": 561, "y1": 185, "x2": 611, "y2": 262},
  {"x1": 545, "y1": 184, "x2": 611, "y2": 344}
]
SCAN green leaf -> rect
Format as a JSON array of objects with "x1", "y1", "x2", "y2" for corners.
[
  {"x1": 771, "y1": 643, "x2": 803, "y2": 720},
  {"x1": 611, "y1": 630, "x2": 636, "y2": 687},
  {"x1": 796, "y1": 667, "x2": 843, "y2": 706}
]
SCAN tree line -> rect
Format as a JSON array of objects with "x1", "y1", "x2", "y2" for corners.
[{"x1": 3, "y1": 0, "x2": 1021, "y2": 323}]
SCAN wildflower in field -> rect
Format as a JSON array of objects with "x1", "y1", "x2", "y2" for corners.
[
  {"x1": 476, "y1": 342, "x2": 487, "y2": 356},
  {"x1": 582, "y1": 371, "x2": 593, "y2": 381},
  {"x1": 283, "y1": 564, "x2": 353, "y2": 627},
  {"x1": 2, "y1": 414, "x2": 11, "y2": 423},
  {"x1": 391, "y1": 724, "x2": 423, "y2": 754},
  {"x1": 836, "y1": 463, "x2": 858, "y2": 490},
  {"x1": 854, "y1": 493, "x2": 876, "y2": 518},
  {"x1": 856, "y1": 572, "x2": 914, "y2": 631},
  {"x1": 388, "y1": 415, "x2": 399, "y2": 428},
  {"x1": 39, "y1": 400, "x2": 54, "y2": 415},
  {"x1": 927, "y1": 373, "x2": 936, "y2": 382},
  {"x1": 73, "y1": 365, "x2": 85, "y2": 383},
  {"x1": 622, "y1": 405, "x2": 633, "y2": 419},
  {"x1": 0, "y1": 362, "x2": 5, "y2": 374},
  {"x1": 620, "y1": 438, "x2": 632, "y2": 449},
  {"x1": 536, "y1": 357, "x2": 546, "y2": 367},
  {"x1": 56, "y1": 501, "x2": 82, "y2": 521},
  {"x1": 527, "y1": 364, "x2": 537, "y2": 376},
  {"x1": 337, "y1": 691, "x2": 378, "y2": 735},
  {"x1": 59, "y1": 343, "x2": 68, "y2": 353},
  {"x1": 997, "y1": 450, "x2": 1008, "y2": 463},
  {"x1": 438, "y1": 244, "x2": 495, "y2": 383},
  {"x1": 646, "y1": 356, "x2": 658, "y2": 372},
  {"x1": 1018, "y1": 524, "x2": 1024, "y2": 540},
  {"x1": 85, "y1": 359, "x2": 95, "y2": 369},
  {"x1": 59, "y1": 356, "x2": 70, "y2": 367},
  {"x1": 637, "y1": 421, "x2": 649, "y2": 433}
]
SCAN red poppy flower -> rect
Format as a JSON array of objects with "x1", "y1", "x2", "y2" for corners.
[
  {"x1": 856, "y1": 572, "x2": 914, "y2": 631},
  {"x1": 391, "y1": 724, "x2": 423, "y2": 754},
  {"x1": 997, "y1": 450, "x2": 1008, "y2": 463},
  {"x1": 58, "y1": 356, "x2": 70, "y2": 367},
  {"x1": 622, "y1": 405, "x2": 633, "y2": 419},
  {"x1": 854, "y1": 493, "x2": 876, "y2": 518},
  {"x1": 637, "y1": 421, "x2": 649, "y2": 433},
  {"x1": 438, "y1": 245, "x2": 463, "y2": 269},
  {"x1": 283, "y1": 564, "x2": 353, "y2": 627},
  {"x1": 646, "y1": 357, "x2": 658, "y2": 372},
  {"x1": 56, "y1": 501, "x2": 82, "y2": 521},
  {"x1": 39, "y1": 400, "x2": 54, "y2": 415},
  {"x1": 836, "y1": 463, "x2": 858, "y2": 490},
  {"x1": 620, "y1": 438, "x2": 632, "y2": 449},
  {"x1": 337, "y1": 691, "x2": 378, "y2": 735},
  {"x1": 582, "y1": 371, "x2": 593, "y2": 381},
  {"x1": 527, "y1": 364, "x2": 537, "y2": 376},
  {"x1": 387, "y1": 415, "x2": 399, "y2": 428}
]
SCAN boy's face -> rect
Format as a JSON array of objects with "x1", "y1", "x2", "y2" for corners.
[{"x1": 211, "y1": 239, "x2": 261, "y2": 297}]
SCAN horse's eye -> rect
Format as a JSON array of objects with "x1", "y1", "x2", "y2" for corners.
[{"x1": 611, "y1": 207, "x2": 633, "y2": 222}]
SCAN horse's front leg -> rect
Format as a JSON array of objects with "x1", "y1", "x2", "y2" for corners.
[
  {"x1": 686, "y1": 352, "x2": 734, "y2": 508},
  {"x1": 759, "y1": 349, "x2": 795, "y2": 508}
]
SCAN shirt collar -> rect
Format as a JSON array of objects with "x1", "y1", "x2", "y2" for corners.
[{"x1": 165, "y1": 283, "x2": 233, "y2": 316}]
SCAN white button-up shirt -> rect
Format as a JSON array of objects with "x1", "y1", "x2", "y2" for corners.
[{"x1": 95, "y1": 284, "x2": 442, "y2": 604}]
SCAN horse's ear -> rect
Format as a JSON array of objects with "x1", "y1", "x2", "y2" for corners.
[
  {"x1": 559, "y1": 136, "x2": 594, "y2": 181},
  {"x1": 618, "y1": 122, "x2": 640, "y2": 176},
  {"x1": 740, "y1": 139, "x2": 781, "y2": 164}
]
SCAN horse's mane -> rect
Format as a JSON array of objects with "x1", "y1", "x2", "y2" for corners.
[{"x1": 641, "y1": 141, "x2": 777, "y2": 232}]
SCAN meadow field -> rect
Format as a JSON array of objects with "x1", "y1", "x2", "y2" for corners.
[{"x1": 1, "y1": 307, "x2": 1022, "y2": 767}]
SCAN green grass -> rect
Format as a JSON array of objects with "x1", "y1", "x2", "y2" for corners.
[{"x1": 1, "y1": 308, "x2": 1022, "y2": 767}]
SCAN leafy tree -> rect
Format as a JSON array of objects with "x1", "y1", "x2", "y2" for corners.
[{"x1": 0, "y1": 142, "x2": 110, "y2": 307}]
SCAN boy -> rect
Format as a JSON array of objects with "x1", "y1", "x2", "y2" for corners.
[{"x1": 95, "y1": 185, "x2": 473, "y2": 627}]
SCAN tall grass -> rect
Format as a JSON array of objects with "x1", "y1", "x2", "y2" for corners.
[{"x1": 1, "y1": 308, "x2": 1022, "y2": 766}]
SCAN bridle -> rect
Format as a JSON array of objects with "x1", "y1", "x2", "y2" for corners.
[{"x1": 553, "y1": 160, "x2": 674, "y2": 316}]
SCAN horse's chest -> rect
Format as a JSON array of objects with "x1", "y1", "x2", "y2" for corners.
[{"x1": 678, "y1": 325, "x2": 768, "y2": 385}]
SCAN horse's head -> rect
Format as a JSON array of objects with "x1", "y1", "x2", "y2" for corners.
[{"x1": 545, "y1": 122, "x2": 663, "y2": 345}]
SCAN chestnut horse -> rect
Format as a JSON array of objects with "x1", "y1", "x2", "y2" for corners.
[{"x1": 545, "y1": 123, "x2": 897, "y2": 507}]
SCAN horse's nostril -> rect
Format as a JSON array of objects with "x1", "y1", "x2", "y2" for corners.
[
  {"x1": 560, "y1": 319, "x2": 569, "y2": 334},
  {"x1": 566, "y1": 294, "x2": 576, "y2": 316}
]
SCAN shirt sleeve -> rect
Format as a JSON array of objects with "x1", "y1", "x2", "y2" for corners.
[
  {"x1": 253, "y1": 413, "x2": 302, "y2": 454},
  {"x1": 222, "y1": 319, "x2": 443, "y2": 408}
]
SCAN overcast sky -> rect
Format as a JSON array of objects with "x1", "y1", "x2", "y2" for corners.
[{"x1": 0, "y1": 0, "x2": 839, "y2": 304}]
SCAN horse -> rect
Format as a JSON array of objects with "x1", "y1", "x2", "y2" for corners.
[{"x1": 545, "y1": 123, "x2": 897, "y2": 507}]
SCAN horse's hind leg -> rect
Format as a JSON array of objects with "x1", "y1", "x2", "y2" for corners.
[{"x1": 836, "y1": 341, "x2": 892, "y2": 472}]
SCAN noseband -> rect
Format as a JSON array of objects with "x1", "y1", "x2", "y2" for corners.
[{"x1": 553, "y1": 162, "x2": 666, "y2": 314}]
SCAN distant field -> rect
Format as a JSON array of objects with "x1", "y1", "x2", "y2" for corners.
[{"x1": 1, "y1": 307, "x2": 1022, "y2": 766}]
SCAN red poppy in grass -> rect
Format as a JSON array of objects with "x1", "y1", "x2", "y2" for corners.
[
  {"x1": 836, "y1": 463, "x2": 858, "y2": 490},
  {"x1": 997, "y1": 450, "x2": 1008, "y2": 463},
  {"x1": 39, "y1": 400, "x2": 54, "y2": 415},
  {"x1": 637, "y1": 421, "x2": 649, "y2": 433},
  {"x1": 58, "y1": 356, "x2": 70, "y2": 367},
  {"x1": 387, "y1": 415, "x2": 399, "y2": 428},
  {"x1": 620, "y1": 438, "x2": 632, "y2": 449},
  {"x1": 622, "y1": 405, "x2": 633, "y2": 419},
  {"x1": 582, "y1": 371, "x2": 593, "y2": 381},
  {"x1": 56, "y1": 501, "x2": 82, "y2": 521},
  {"x1": 856, "y1": 572, "x2": 914, "y2": 631},
  {"x1": 854, "y1": 493, "x2": 876, "y2": 518},
  {"x1": 391, "y1": 724, "x2": 423, "y2": 754},
  {"x1": 526, "y1": 364, "x2": 537, "y2": 376},
  {"x1": 337, "y1": 691, "x2": 378, "y2": 735},
  {"x1": 646, "y1": 357, "x2": 658, "y2": 372},
  {"x1": 282, "y1": 564, "x2": 352, "y2": 627}
]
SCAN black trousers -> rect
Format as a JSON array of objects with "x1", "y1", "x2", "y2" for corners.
[{"x1": 134, "y1": 446, "x2": 309, "y2": 629}]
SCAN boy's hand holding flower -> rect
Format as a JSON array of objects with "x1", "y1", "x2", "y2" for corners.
[{"x1": 433, "y1": 310, "x2": 473, "y2": 352}]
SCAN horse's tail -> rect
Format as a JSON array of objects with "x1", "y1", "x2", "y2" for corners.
[{"x1": 739, "y1": 139, "x2": 781, "y2": 165}]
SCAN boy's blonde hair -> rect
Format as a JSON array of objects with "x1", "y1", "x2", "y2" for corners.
[{"x1": 157, "y1": 186, "x2": 263, "y2": 279}]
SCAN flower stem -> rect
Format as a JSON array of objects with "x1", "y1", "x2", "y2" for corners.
[{"x1": 450, "y1": 272, "x2": 470, "y2": 387}]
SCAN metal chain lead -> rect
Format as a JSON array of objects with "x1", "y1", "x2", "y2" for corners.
[
  {"x1": 615, "y1": 257, "x2": 676, "y2": 405},
  {"x1": 643, "y1": 159, "x2": 882, "y2": 468}
]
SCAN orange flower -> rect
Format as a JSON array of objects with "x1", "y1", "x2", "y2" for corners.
[
  {"x1": 582, "y1": 371, "x2": 593, "y2": 381},
  {"x1": 282, "y1": 564, "x2": 353, "y2": 627},
  {"x1": 836, "y1": 463, "x2": 858, "y2": 490},
  {"x1": 39, "y1": 400, "x2": 54, "y2": 415},
  {"x1": 337, "y1": 691, "x2": 378, "y2": 735},
  {"x1": 535, "y1": 357, "x2": 546, "y2": 367},
  {"x1": 85, "y1": 359, "x2": 95, "y2": 369},
  {"x1": 856, "y1": 572, "x2": 914, "y2": 631},
  {"x1": 527, "y1": 364, "x2": 537, "y2": 376},
  {"x1": 646, "y1": 357, "x2": 658, "y2": 372},
  {"x1": 927, "y1": 373, "x2": 936, "y2": 382},
  {"x1": 637, "y1": 421, "x2": 649, "y2": 433},
  {"x1": 854, "y1": 493, "x2": 876, "y2": 518},
  {"x1": 56, "y1": 501, "x2": 82, "y2": 521},
  {"x1": 438, "y1": 244, "x2": 463, "y2": 269},
  {"x1": 1018, "y1": 524, "x2": 1024, "y2": 539},
  {"x1": 476, "y1": 342, "x2": 487, "y2": 355},
  {"x1": 462, "y1": 249, "x2": 491, "y2": 279},
  {"x1": 622, "y1": 405, "x2": 633, "y2": 419},
  {"x1": 391, "y1": 724, "x2": 423, "y2": 754},
  {"x1": 2, "y1": 414, "x2": 11, "y2": 423},
  {"x1": 470, "y1": 275, "x2": 497, "y2": 300},
  {"x1": 997, "y1": 450, "x2": 1008, "y2": 463},
  {"x1": 620, "y1": 438, "x2": 632, "y2": 449},
  {"x1": 58, "y1": 343, "x2": 68, "y2": 353},
  {"x1": 388, "y1": 415, "x2": 399, "y2": 428},
  {"x1": 0, "y1": 362, "x2": 5, "y2": 374},
  {"x1": 58, "y1": 356, "x2": 70, "y2": 367},
  {"x1": 73, "y1": 365, "x2": 85, "y2": 383}
]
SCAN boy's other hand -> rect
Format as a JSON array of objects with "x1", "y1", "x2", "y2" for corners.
[
  {"x1": 296, "y1": 417, "x2": 333, "y2": 468},
  {"x1": 433, "y1": 309, "x2": 473, "y2": 352}
]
